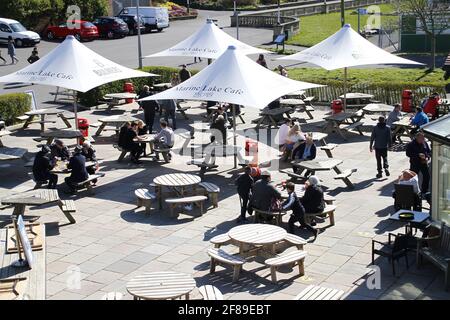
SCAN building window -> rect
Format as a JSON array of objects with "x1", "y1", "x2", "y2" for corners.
[{"x1": 437, "y1": 144, "x2": 450, "y2": 224}]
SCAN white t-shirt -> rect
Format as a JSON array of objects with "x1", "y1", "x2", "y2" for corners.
[
  {"x1": 399, "y1": 175, "x2": 420, "y2": 194},
  {"x1": 286, "y1": 132, "x2": 305, "y2": 144},
  {"x1": 277, "y1": 124, "x2": 290, "y2": 145}
]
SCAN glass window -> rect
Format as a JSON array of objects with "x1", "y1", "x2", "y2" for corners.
[
  {"x1": 0, "y1": 23, "x2": 12, "y2": 32},
  {"x1": 9, "y1": 23, "x2": 27, "y2": 32},
  {"x1": 437, "y1": 144, "x2": 450, "y2": 224}
]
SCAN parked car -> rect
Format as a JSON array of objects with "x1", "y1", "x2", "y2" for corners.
[
  {"x1": 92, "y1": 17, "x2": 129, "y2": 39},
  {"x1": 118, "y1": 7, "x2": 169, "y2": 32},
  {"x1": 0, "y1": 18, "x2": 40, "y2": 47},
  {"x1": 45, "y1": 20, "x2": 98, "y2": 41},
  {"x1": 116, "y1": 14, "x2": 146, "y2": 35}
]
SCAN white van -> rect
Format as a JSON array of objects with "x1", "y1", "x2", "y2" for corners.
[
  {"x1": 0, "y1": 18, "x2": 40, "y2": 47},
  {"x1": 119, "y1": 7, "x2": 169, "y2": 32}
]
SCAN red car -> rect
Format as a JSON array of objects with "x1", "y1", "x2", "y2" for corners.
[{"x1": 45, "y1": 20, "x2": 99, "y2": 41}]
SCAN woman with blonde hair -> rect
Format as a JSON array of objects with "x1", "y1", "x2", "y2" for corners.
[{"x1": 282, "y1": 124, "x2": 305, "y2": 160}]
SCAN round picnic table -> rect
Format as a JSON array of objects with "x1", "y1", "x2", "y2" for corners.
[
  {"x1": 228, "y1": 224, "x2": 287, "y2": 255},
  {"x1": 153, "y1": 173, "x2": 201, "y2": 209},
  {"x1": 126, "y1": 271, "x2": 196, "y2": 300}
]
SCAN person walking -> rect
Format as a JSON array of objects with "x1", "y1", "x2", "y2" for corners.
[
  {"x1": 283, "y1": 182, "x2": 318, "y2": 239},
  {"x1": 235, "y1": 166, "x2": 254, "y2": 223},
  {"x1": 406, "y1": 132, "x2": 431, "y2": 194},
  {"x1": 7, "y1": 37, "x2": 19, "y2": 64},
  {"x1": 159, "y1": 99, "x2": 177, "y2": 130},
  {"x1": 179, "y1": 64, "x2": 191, "y2": 82},
  {"x1": 138, "y1": 85, "x2": 159, "y2": 134},
  {"x1": 370, "y1": 116, "x2": 392, "y2": 178}
]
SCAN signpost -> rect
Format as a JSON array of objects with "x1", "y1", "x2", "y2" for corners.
[{"x1": 11, "y1": 215, "x2": 33, "y2": 268}]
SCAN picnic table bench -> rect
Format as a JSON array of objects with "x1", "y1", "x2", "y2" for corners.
[
  {"x1": 323, "y1": 112, "x2": 364, "y2": 140},
  {"x1": 165, "y1": 195, "x2": 208, "y2": 218},
  {"x1": 207, "y1": 248, "x2": 245, "y2": 283},
  {"x1": 0, "y1": 147, "x2": 27, "y2": 161},
  {"x1": 0, "y1": 224, "x2": 46, "y2": 300},
  {"x1": 293, "y1": 285, "x2": 345, "y2": 300},
  {"x1": 198, "y1": 285, "x2": 223, "y2": 300},
  {"x1": 265, "y1": 250, "x2": 307, "y2": 283}
]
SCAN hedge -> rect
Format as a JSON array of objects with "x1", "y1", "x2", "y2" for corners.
[
  {"x1": 0, "y1": 93, "x2": 31, "y2": 126},
  {"x1": 78, "y1": 66, "x2": 199, "y2": 107}
]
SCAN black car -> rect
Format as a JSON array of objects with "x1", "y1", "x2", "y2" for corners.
[
  {"x1": 92, "y1": 17, "x2": 129, "y2": 39},
  {"x1": 116, "y1": 14, "x2": 146, "y2": 35}
]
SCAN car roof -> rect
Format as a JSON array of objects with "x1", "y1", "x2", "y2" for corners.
[
  {"x1": 0, "y1": 18, "x2": 21, "y2": 24},
  {"x1": 98, "y1": 16, "x2": 121, "y2": 19}
]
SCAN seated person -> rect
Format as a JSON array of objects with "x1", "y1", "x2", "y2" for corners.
[
  {"x1": 266, "y1": 98, "x2": 284, "y2": 122},
  {"x1": 283, "y1": 182, "x2": 318, "y2": 238},
  {"x1": 422, "y1": 92, "x2": 440, "y2": 120},
  {"x1": 393, "y1": 169, "x2": 422, "y2": 211},
  {"x1": 206, "y1": 100, "x2": 217, "y2": 116},
  {"x1": 154, "y1": 120, "x2": 174, "y2": 160},
  {"x1": 118, "y1": 122, "x2": 131, "y2": 149},
  {"x1": 50, "y1": 139, "x2": 70, "y2": 161},
  {"x1": 126, "y1": 122, "x2": 145, "y2": 164},
  {"x1": 386, "y1": 104, "x2": 403, "y2": 142},
  {"x1": 33, "y1": 145, "x2": 58, "y2": 189},
  {"x1": 136, "y1": 120, "x2": 148, "y2": 155},
  {"x1": 211, "y1": 106, "x2": 229, "y2": 125},
  {"x1": 410, "y1": 107, "x2": 429, "y2": 135},
  {"x1": 292, "y1": 135, "x2": 316, "y2": 174},
  {"x1": 249, "y1": 171, "x2": 281, "y2": 215},
  {"x1": 300, "y1": 176, "x2": 325, "y2": 223},
  {"x1": 282, "y1": 124, "x2": 305, "y2": 160},
  {"x1": 65, "y1": 146, "x2": 89, "y2": 193},
  {"x1": 81, "y1": 141, "x2": 98, "y2": 184},
  {"x1": 276, "y1": 119, "x2": 292, "y2": 150}
]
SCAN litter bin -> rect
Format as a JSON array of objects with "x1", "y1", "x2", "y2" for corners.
[
  {"x1": 331, "y1": 99, "x2": 343, "y2": 114},
  {"x1": 123, "y1": 82, "x2": 135, "y2": 104},
  {"x1": 245, "y1": 138, "x2": 259, "y2": 167},
  {"x1": 77, "y1": 118, "x2": 89, "y2": 138},
  {"x1": 402, "y1": 89, "x2": 413, "y2": 113}
]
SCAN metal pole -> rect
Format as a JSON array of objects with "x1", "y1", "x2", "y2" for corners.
[
  {"x1": 136, "y1": 0, "x2": 143, "y2": 69},
  {"x1": 277, "y1": 0, "x2": 281, "y2": 24},
  {"x1": 343, "y1": 67, "x2": 347, "y2": 111},
  {"x1": 340, "y1": 0, "x2": 345, "y2": 27},
  {"x1": 74, "y1": 90, "x2": 78, "y2": 130},
  {"x1": 234, "y1": 1, "x2": 239, "y2": 40},
  {"x1": 357, "y1": 9, "x2": 360, "y2": 34},
  {"x1": 187, "y1": 0, "x2": 190, "y2": 14},
  {"x1": 233, "y1": 105, "x2": 237, "y2": 169}
]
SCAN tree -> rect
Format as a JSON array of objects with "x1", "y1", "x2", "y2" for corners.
[{"x1": 394, "y1": 0, "x2": 450, "y2": 70}]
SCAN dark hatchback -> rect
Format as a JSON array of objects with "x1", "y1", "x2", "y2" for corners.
[
  {"x1": 92, "y1": 17, "x2": 129, "y2": 39},
  {"x1": 116, "y1": 14, "x2": 146, "y2": 35}
]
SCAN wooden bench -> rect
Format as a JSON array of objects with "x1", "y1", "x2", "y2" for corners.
[
  {"x1": 0, "y1": 224, "x2": 46, "y2": 300},
  {"x1": 198, "y1": 285, "x2": 223, "y2": 300},
  {"x1": 207, "y1": 248, "x2": 245, "y2": 283},
  {"x1": 293, "y1": 285, "x2": 345, "y2": 300},
  {"x1": 265, "y1": 250, "x2": 307, "y2": 283},
  {"x1": 319, "y1": 143, "x2": 338, "y2": 158},
  {"x1": 210, "y1": 233, "x2": 231, "y2": 248},
  {"x1": 165, "y1": 195, "x2": 208, "y2": 218},
  {"x1": 283, "y1": 234, "x2": 307, "y2": 250},
  {"x1": 134, "y1": 188, "x2": 156, "y2": 214},
  {"x1": 334, "y1": 168, "x2": 357, "y2": 189},
  {"x1": 254, "y1": 209, "x2": 287, "y2": 226},
  {"x1": 27, "y1": 172, "x2": 48, "y2": 189},
  {"x1": 73, "y1": 173, "x2": 105, "y2": 195},
  {"x1": 305, "y1": 205, "x2": 337, "y2": 227},
  {"x1": 153, "y1": 147, "x2": 171, "y2": 163},
  {"x1": 16, "y1": 115, "x2": 30, "y2": 122},
  {"x1": 342, "y1": 121, "x2": 364, "y2": 135},
  {"x1": 198, "y1": 182, "x2": 220, "y2": 208},
  {"x1": 113, "y1": 144, "x2": 130, "y2": 162},
  {"x1": 279, "y1": 168, "x2": 307, "y2": 182},
  {"x1": 57, "y1": 200, "x2": 76, "y2": 224},
  {"x1": 417, "y1": 222, "x2": 450, "y2": 291},
  {"x1": 324, "y1": 194, "x2": 336, "y2": 205}
]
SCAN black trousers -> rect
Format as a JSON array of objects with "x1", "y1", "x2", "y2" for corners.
[
  {"x1": 375, "y1": 148, "x2": 389, "y2": 173},
  {"x1": 144, "y1": 111, "x2": 156, "y2": 134},
  {"x1": 411, "y1": 163, "x2": 430, "y2": 194},
  {"x1": 288, "y1": 212, "x2": 316, "y2": 235},
  {"x1": 65, "y1": 177, "x2": 80, "y2": 191},
  {"x1": 46, "y1": 173, "x2": 58, "y2": 189},
  {"x1": 239, "y1": 193, "x2": 249, "y2": 219}
]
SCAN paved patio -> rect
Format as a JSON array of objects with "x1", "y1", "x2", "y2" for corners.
[{"x1": 1, "y1": 102, "x2": 448, "y2": 300}]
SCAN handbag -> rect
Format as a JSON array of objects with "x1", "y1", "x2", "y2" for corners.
[{"x1": 269, "y1": 197, "x2": 282, "y2": 212}]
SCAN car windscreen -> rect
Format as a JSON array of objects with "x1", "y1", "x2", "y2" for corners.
[
  {"x1": 10, "y1": 23, "x2": 27, "y2": 32},
  {"x1": 82, "y1": 22, "x2": 95, "y2": 28}
]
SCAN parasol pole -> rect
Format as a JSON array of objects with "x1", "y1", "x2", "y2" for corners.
[
  {"x1": 233, "y1": 104, "x2": 237, "y2": 169},
  {"x1": 73, "y1": 90, "x2": 78, "y2": 130},
  {"x1": 343, "y1": 67, "x2": 347, "y2": 112}
]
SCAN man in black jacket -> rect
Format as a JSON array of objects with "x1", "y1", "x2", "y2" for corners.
[
  {"x1": 250, "y1": 171, "x2": 281, "y2": 212},
  {"x1": 283, "y1": 182, "x2": 318, "y2": 238},
  {"x1": 300, "y1": 176, "x2": 325, "y2": 214},
  {"x1": 50, "y1": 139, "x2": 70, "y2": 160},
  {"x1": 138, "y1": 86, "x2": 159, "y2": 134},
  {"x1": 179, "y1": 64, "x2": 191, "y2": 82},
  {"x1": 65, "y1": 146, "x2": 89, "y2": 193},
  {"x1": 235, "y1": 166, "x2": 254, "y2": 223},
  {"x1": 33, "y1": 145, "x2": 57, "y2": 189},
  {"x1": 124, "y1": 122, "x2": 144, "y2": 164},
  {"x1": 406, "y1": 132, "x2": 431, "y2": 193},
  {"x1": 370, "y1": 116, "x2": 392, "y2": 178}
]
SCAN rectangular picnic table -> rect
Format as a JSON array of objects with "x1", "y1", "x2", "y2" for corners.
[
  {"x1": 40, "y1": 129, "x2": 83, "y2": 145},
  {"x1": 94, "y1": 115, "x2": 137, "y2": 136},
  {"x1": 392, "y1": 117, "x2": 415, "y2": 142},
  {"x1": 102, "y1": 93, "x2": 137, "y2": 112},
  {"x1": 280, "y1": 98, "x2": 314, "y2": 120},
  {"x1": 255, "y1": 107, "x2": 293, "y2": 129},
  {"x1": 0, "y1": 147, "x2": 28, "y2": 162},
  {"x1": 21, "y1": 109, "x2": 62, "y2": 132},
  {"x1": 322, "y1": 112, "x2": 364, "y2": 140}
]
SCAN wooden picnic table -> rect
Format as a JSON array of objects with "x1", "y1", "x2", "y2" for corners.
[
  {"x1": 94, "y1": 115, "x2": 136, "y2": 136},
  {"x1": 0, "y1": 147, "x2": 28, "y2": 161},
  {"x1": 362, "y1": 103, "x2": 394, "y2": 115},
  {"x1": 50, "y1": 160, "x2": 97, "y2": 174},
  {"x1": 153, "y1": 173, "x2": 201, "y2": 209},
  {"x1": 291, "y1": 158, "x2": 343, "y2": 175},
  {"x1": 22, "y1": 109, "x2": 62, "y2": 132},
  {"x1": 392, "y1": 117, "x2": 414, "y2": 142},
  {"x1": 228, "y1": 224, "x2": 287, "y2": 255},
  {"x1": 102, "y1": 93, "x2": 137, "y2": 112},
  {"x1": 323, "y1": 112, "x2": 364, "y2": 140},
  {"x1": 280, "y1": 98, "x2": 314, "y2": 120},
  {"x1": 126, "y1": 271, "x2": 196, "y2": 300},
  {"x1": 308, "y1": 132, "x2": 328, "y2": 146},
  {"x1": 256, "y1": 107, "x2": 293, "y2": 129},
  {"x1": 134, "y1": 134, "x2": 156, "y2": 156},
  {"x1": 40, "y1": 129, "x2": 83, "y2": 145},
  {"x1": 284, "y1": 90, "x2": 305, "y2": 99}
]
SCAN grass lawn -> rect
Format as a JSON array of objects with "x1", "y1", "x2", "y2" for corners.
[
  {"x1": 287, "y1": 4, "x2": 398, "y2": 47},
  {"x1": 288, "y1": 67, "x2": 448, "y2": 87}
]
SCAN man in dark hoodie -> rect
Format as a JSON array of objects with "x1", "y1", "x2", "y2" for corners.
[
  {"x1": 33, "y1": 145, "x2": 57, "y2": 189},
  {"x1": 370, "y1": 116, "x2": 392, "y2": 178}
]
